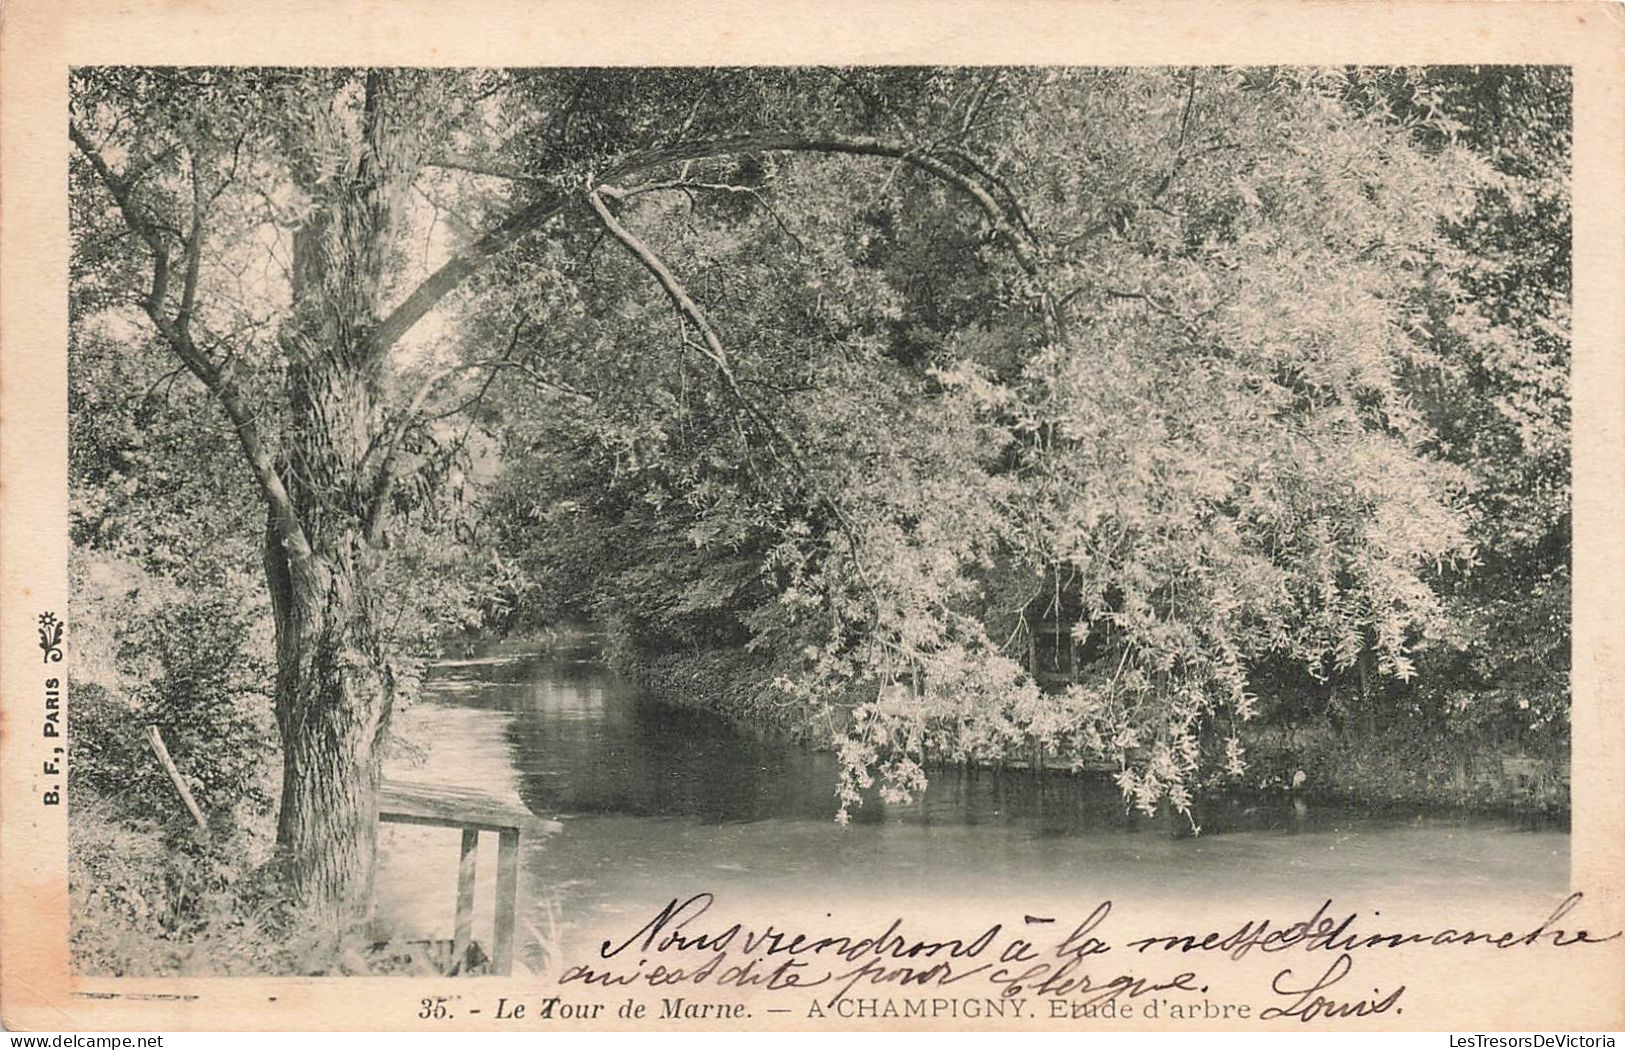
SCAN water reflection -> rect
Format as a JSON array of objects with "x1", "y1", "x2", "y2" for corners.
[{"x1": 377, "y1": 640, "x2": 1570, "y2": 970}]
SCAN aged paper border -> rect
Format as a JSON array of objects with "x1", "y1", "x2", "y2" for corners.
[{"x1": 2, "y1": 0, "x2": 1622, "y2": 1032}]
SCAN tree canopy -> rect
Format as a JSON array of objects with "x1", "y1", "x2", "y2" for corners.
[{"x1": 69, "y1": 65, "x2": 1570, "y2": 918}]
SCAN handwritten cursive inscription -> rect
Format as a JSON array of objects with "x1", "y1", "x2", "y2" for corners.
[
  {"x1": 561, "y1": 891, "x2": 1619, "y2": 1016},
  {"x1": 1259, "y1": 953, "x2": 1405, "y2": 1023},
  {"x1": 1127, "y1": 892, "x2": 1619, "y2": 962}
]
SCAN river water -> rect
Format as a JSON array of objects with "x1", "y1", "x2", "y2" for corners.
[{"x1": 374, "y1": 640, "x2": 1570, "y2": 974}]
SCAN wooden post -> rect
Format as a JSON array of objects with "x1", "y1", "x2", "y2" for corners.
[
  {"x1": 492, "y1": 828, "x2": 520, "y2": 975},
  {"x1": 452, "y1": 828, "x2": 479, "y2": 970},
  {"x1": 144, "y1": 724, "x2": 209, "y2": 836}
]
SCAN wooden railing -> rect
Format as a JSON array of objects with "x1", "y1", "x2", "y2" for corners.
[{"x1": 378, "y1": 779, "x2": 538, "y2": 975}]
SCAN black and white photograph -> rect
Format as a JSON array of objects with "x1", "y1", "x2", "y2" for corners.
[{"x1": 4, "y1": 1, "x2": 1624, "y2": 1036}]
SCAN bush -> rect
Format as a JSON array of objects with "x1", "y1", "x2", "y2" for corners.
[{"x1": 73, "y1": 586, "x2": 276, "y2": 836}]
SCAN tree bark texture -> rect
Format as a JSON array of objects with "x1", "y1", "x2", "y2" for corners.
[{"x1": 263, "y1": 71, "x2": 414, "y2": 924}]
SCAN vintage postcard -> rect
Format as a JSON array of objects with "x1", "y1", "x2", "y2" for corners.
[{"x1": 2, "y1": 0, "x2": 1622, "y2": 1034}]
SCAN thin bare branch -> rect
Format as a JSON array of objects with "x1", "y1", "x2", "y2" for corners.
[
  {"x1": 585, "y1": 187, "x2": 886, "y2": 612},
  {"x1": 586, "y1": 189, "x2": 730, "y2": 370},
  {"x1": 178, "y1": 152, "x2": 206, "y2": 336},
  {"x1": 363, "y1": 318, "x2": 531, "y2": 545},
  {"x1": 423, "y1": 154, "x2": 547, "y2": 183},
  {"x1": 953, "y1": 71, "x2": 999, "y2": 141}
]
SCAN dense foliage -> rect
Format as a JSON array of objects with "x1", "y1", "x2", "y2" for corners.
[
  {"x1": 473, "y1": 67, "x2": 1568, "y2": 822},
  {"x1": 1410, "y1": 68, "x2": 1572, "y2": 739}
]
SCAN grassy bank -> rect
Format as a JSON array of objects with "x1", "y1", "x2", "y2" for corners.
[
  {"x1": 620, "y1": 642, "x2": 1571, "y2": 818},
  {"x1": 613, "y1": 644, "x2": 836, "y2": 747},
  {"x1": 1243, "y1": 722, "x2": 1569, "y2": 816}
]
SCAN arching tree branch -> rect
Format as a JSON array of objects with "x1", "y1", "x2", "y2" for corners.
[
  {"x1": 600, "y1": 131, "x2": 1069, "y2": 341},
  {"x1": 603, "y1": 131, "x2": 1041, "y2": 276},
  {"x1": 70, "y1": 119, "x2": 314, "y2": 564},
  {"x1": 375, "y1": 126, "x2": 1054, "y2": 365},
  {"x1": 585, "y1": 187, "x2": 886, "y2": 610},
  {"x1": 368, "y1": 192, "x2": 568, "y2": 358}
]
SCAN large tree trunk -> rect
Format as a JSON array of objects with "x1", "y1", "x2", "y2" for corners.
[
  {"x1": 264, "y1": 322, "x2": 398, "y2": 924},
  {"x1": 74, "y1": 69, "x2": 435, "y2": 928},
  {"x1": 266, "y1": 517, "x2": 393, "y2": 924},
  {"x1": 262, "y1": 70, "x2": 415, "y2": 925}
]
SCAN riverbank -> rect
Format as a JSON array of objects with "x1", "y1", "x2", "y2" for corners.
[
  {"x1": 618, "y1": 644, "x2": 834, "y2": 747},
  {"x1": 617, "y1": 641, "x2": 1571, "y2": 819},
  {"x1": 1243, "y1": 722, "x2": 1569, "y2": 816}
]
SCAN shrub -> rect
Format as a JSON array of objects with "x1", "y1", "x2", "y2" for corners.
[{"x1": 73, "y1": 586, "x2": 276, "y2": 835}]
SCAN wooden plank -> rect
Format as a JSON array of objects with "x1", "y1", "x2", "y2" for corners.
[
  {"x1": 452, "y1": 828, "x2": 479, "y2": 971},
  {"x1": 378, "y1": 809, "x2": 524, "y2": 835},
  {"x1": 492, "y1": 828, "x2": 520, "y2": 975},
  {"x1": 378, "y1": 778, "x2": 529, "y2": 831},
  {"x1": 372, "y1": 778, "x2": 557, "y2": 976}
]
